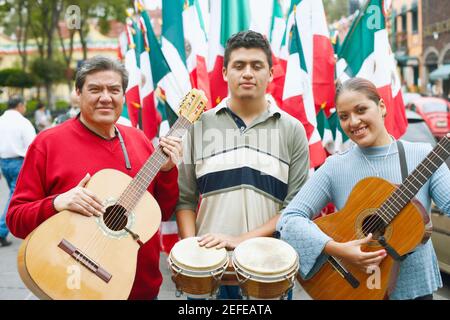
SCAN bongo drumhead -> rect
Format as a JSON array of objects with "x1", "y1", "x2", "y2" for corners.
[
  {"x1": 170, "y1": 237, "x2": 228, "y2": 272},
  {"x1": 233, "y1": 237, "x2": 298, "y2": 276}
]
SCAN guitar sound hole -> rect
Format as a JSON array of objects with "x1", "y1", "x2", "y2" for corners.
[
  {"x1": 103, "y1": 205, "x2": 128, "y2": 231},
  {"x1": 362, "y1": 214, "x2": 386, "y2": 240}
]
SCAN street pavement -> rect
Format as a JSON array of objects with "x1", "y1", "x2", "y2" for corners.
[{"x1": 0, "y1": 175, "x2": 448, "y2": 300}]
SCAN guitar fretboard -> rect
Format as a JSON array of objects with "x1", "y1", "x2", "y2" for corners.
[
  {"x1": 377, "y1": 136, "x2": 449, "y2": 225},
  {"x1": 117, "y1": 116, "x2": 192, "y2": 213}
]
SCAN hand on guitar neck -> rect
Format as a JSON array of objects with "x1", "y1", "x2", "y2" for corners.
[
  {"x1": 159, "y1": 136, "x2": 183, "y2": 172},
  {"x1": 324, "y1": 233, "x2": 387, "y2": 272}
]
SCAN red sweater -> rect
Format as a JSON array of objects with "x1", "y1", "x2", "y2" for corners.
[{"x1": 6, "y1": 118, "x2": 179, "y2": 300}]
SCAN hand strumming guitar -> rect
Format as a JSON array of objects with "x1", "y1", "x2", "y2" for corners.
[
  {"x1": 324, "y1": 233, "x2": 387, "y2": 272},
  {"x1": 53, "y1": 173, "x2": 105, "y2": 217}
]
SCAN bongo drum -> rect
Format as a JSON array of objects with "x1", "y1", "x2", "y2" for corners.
[
  {"x1": 220, "y1": 253, "x2": 239, "y2": 286},
  {"x1": 232, "y1": 237, "x2": 299, "y2": 299},
  {"x1": 168, "y1": 237, "x2": 228, "y2": 298}
]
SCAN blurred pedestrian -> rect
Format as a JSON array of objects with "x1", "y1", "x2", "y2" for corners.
[
  {"x1": 0, "y1": 95, "x2": 36, "y2": 247},
  {"x1": 53, "y1": 89, "x2": 80, "y2": 126},
  {"x1": 34, "y1": 102, "x2": 52, "y2": 132}
]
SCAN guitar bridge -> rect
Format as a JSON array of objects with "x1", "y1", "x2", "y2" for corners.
[
  {"x1": 378, "y1": 236, "x2": 406, "y2": 261},
  {"x1": 58, "y1": 239, "x2": 112, "y2": 283},
  {"x1": 328, "y1": 256, "x2": 360, "y2": 289}
]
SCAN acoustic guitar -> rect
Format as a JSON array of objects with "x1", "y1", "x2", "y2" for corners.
[
  {"x1": 17, "y1": 89, "x2": 207, "y2": 300},
  {"x1": 298, "y1": 134, "x2": 449, "y2": 299}
]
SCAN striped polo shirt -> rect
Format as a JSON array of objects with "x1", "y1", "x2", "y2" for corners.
[{"x1": 176, "y1": 97, "x2": 310, "y2": 237}]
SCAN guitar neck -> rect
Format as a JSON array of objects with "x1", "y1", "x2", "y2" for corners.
[
  {"x1": 117, "y1": 116, "x2": 192, "y2": 213},
  {"x1": 378, "y1": 136, "x2": 449, "y2": 224}
]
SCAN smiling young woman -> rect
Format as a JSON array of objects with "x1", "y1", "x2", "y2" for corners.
[
  {"x1": 277, "y1": 77, "x2": 450, "y2": 300},
  {"x1": 335, "y1": 78, "x2": 391, "y2": 148}
]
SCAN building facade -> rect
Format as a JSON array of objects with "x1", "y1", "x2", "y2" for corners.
[
  {"x1": 391, "y1": 0, "x2": 423, "y2": 93},
  {"x1": 422, "y1": 0, "x2": 450, "y2": 98}
]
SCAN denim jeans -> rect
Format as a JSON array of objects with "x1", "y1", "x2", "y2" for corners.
[
  {"x1": 0, "y1": 158, "x2": 24, "y2": 238},
  {"x1": 217, "y1": 285, "x2": 293, "y2": 300}
]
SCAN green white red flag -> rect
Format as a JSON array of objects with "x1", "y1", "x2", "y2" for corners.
[{"x1": 336, "y1": 0, "x2": 407, "y2": 139}]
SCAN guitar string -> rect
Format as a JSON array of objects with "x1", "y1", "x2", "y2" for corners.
[
  {"x1": 354, "y1": 140, "x2": 401, "y2": 238},
  {"x1": 91, "y1": 111, "x2": 197, "y2": 263},
  {"x1": 99, "y1": 117, "x2": 187, "y2": 239},
  {"x1": 362, "y1": 140, "x2": 449, "y2": 238},
  {"x1": 355, "y1": 137, "x2": 398, "y2": 238},
  {"x1": 82, "y1": 119, "x2": 183, "y2": 264},
  {"x1": 96, "y1": 132, "x2": 446, "y2": 262},
  {"x1": 362, "y1": 141, "x2": 449, "y2": 240},
  {"x1": 355, "y1": 138, "x2": 449, "y2": 242},
  {"x1": 356, "y1": 147, "x2": 447, "y2": 240},
  {"x1": 98, "y1": 96, "x2": 202, "y2": 245},
  {"x1": 99, "y1": 95, "x2": 197, "y2": 238},
  {"x1": 74, "y1": 111, "x2": 186, "y2": 267},
  {"x1": 337, "y1": 137, "x2": 449, "y2": 239},
  {"x1": 94, "y1": 145, "x2": 175, "y2": 262},
  {"x1": 37, "y1": 93, "x2": 201, "y2": 289},
  {"x1": 70, "y1": 120, "x2": 447, "y2": 279},
  {"x1": 90, "y1": 113, "x2": 200, "y2": 267},
  {"x1": 78, "y1": 117, "x2": 186, "y2": 271}
]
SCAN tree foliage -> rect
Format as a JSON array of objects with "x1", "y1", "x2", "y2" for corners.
[
  {"x1": 30, "y1": 58, "x2": 66, "y2": 86},
  {"x1": 323, "y1": 0, "x2": 349, "y2": 24},
  {"x1": 0, "y1": 0, "x2": 127, "y2": 107},
  {"x1": 0, "y1": 68, "x2": 36, "y2": 88}
]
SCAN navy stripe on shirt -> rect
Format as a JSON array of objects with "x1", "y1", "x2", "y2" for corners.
[{"x1": 197, "y1": 166, "x2": 288, "y2": 202}]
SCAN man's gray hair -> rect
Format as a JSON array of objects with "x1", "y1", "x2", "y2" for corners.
[{"x1": 75, "y1": 56, "x2": 128, "y2": 92}]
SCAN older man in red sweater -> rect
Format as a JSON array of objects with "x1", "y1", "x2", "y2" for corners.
[{"x1": 6, "y1": 56, "x2": 182, "y2": 300}]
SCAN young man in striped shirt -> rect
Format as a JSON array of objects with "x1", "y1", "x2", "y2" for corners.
[{"x1": 175, "y1": 31, "x2": 310, "y2": 299}]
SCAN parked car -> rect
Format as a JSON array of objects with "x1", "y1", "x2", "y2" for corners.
[
  {"x1": 401, "y1": 110, "x2": 450, "y2": 274},
  {"x1": 402, "y1": 92, "x2": 422, "y2": 105},
  {"x1": 406, "y1": 97, "x2": 450, "y2": 139}
]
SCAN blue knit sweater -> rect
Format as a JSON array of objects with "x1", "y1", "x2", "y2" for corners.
[{"x1": 277, "y1": 140, "x2": 450, "y2": 300}]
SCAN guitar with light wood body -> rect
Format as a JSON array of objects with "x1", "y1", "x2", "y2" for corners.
[
  {"x1": 298, "y1": 135, "x2": 449, "y2": 299},
  {"x1": 17, "y1": 89, "x2": 207, "y2": 300}
]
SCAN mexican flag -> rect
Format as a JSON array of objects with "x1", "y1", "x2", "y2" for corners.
[
  {"x1": 161, "y1": 0, "x2": 192, "y2": 108},
  {"x1": 140, "y1": 10, "x2": 181, "y2": 134},
  {"x1": 296, "y1": 0, "x2": 336, "y2": 158},
  {"x1": 295, "y1": 0, "x2": 335, "y2": 115},
  {"x1": 282, "y1": 15, "x2": 327, "y2": 168},
  {"x1": 336, "y1": 0, "x2": 407, "y2": 139},
  {"x1": 124, "y1": 18, "x2": 142, "y2": 129},
  {"x1": 182, "y1": 0, "x2": 212, "y2": 110},
  {"x1": 330, "y1": 29, "x2": 341, "y2": 56},
  {"x1": 208, "y1": 0, "x2": 289, "y2": 107},
  {"x1": 269, "y1": 0, "x2": 286, "y2": 57},
  {"x1": 159, "y1": 216, "x2": 179, "y2": 256},
  {"x1": 328, "y1": 110, "x2": 351, "y2": 153},
  {"x1": 138, "y1": 16, "x2": 162, "y2": 141},
  {"x1": 280, "y1": 1, "x2": 335, "y2": 114},
  {"x1": 277, "y1": 1, "x2": 336, "y2": 159},
  {"x1": 267, "y1": 0, "x2": 287, "y2": 108},
  {"x1": 140, "y1": 9, "x2": 183, "y2": 252},
  {"x1": 316, "y1": 106, "x2": 334, "y2": 154},
  {"x1": 208, "y1": 0, "x2": 250, "y2": 107},
  {"x1": 117, "y1": 103, "x2": 133, "y2": 127}
]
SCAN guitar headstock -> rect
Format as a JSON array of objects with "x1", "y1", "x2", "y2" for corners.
[{"x1": 178, "y1": 89, "x2": 208, "y2": 123}]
